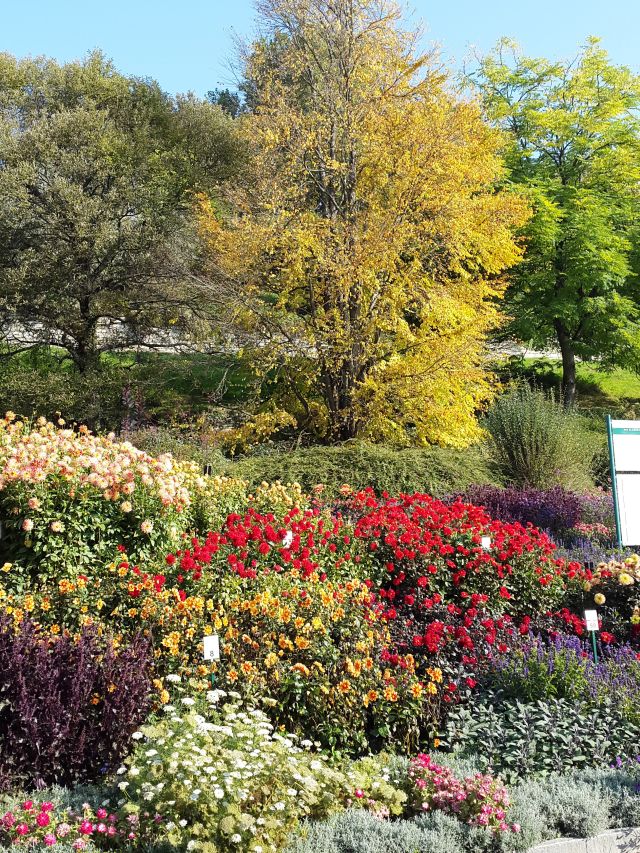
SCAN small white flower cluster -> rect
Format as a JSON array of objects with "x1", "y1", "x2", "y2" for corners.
[{"x1": 119, "y1": 679, "x2": 348, "y2": 851}]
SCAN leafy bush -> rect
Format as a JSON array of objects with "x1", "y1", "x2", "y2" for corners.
[
  {"x1": 0, "y1": 353, "x2": 128, "y2": 433},
  {"x1": 405, "y1": 754, "x2": 517, "y2": 832},
  {"x1": 485, "y1": 386, "x2": 593, "y2": 489},
  {"x1": 0, "y1": 617, "x2": 152, "y2": 789},
  {"x1": 0, "y1": 796, "x2": 133, "y2": 849},
  {"x1": 443, "y1": 693, "x2": 640, "y2": 781},
  {"x1": 0, "y1": 415, "x2": 196, "y2": 579},
  {"x1": 567, "y1": 555, "x2": 640, "y2": 645},
  {"x1": 118, "y1": 685, "x2": 350, "y2": 853},
  {"x1": 224, "y1": 442, "x2": 497, "y2": 498},
  {"x1": 213, "y1": 570, "x2": 436, "y2": 753},
  {"x1": 351, "y1": 491, "x2": 572, "y2": 619}
]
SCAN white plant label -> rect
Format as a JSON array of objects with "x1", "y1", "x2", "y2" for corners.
[
  {"x1": 481, "y1": 536, "x2": 492, "y2": 551},
  {"x1": 282, "y1": 530, "x2": 294, "y2": 547},
  {"x1": 203, "y1": 633, "x2": 220, "y2": 661},
  {"x1": 584, "y1": 610, "x2": 599, "y2": 632}
]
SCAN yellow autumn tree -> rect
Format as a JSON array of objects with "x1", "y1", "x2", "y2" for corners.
[{"x1": 200, "y1": 0, "x2": 529, "y2": 445}]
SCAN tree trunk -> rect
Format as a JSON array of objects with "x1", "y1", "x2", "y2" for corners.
[{"x1": 554, "y1": 320, "x2": 576, "y2": 408}]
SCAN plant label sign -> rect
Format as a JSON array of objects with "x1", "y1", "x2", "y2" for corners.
[
  {"x1": 481, "y1": 536, "x2": 492, "y2": 550},
  {"x1": 203, "y1": 634, "x2": 220, "y2": 661},
  {"x1": 607, "y1": 416, "x2": 640, "y2": 546},
  {"x1": 584, "y1": 610, "x2": 599, "y2": 632}
]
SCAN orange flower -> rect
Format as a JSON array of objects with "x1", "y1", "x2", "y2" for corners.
[
  {"x1": 411, "y1": 683, "x2": 423, "y2": 699},
  {"x1": 241, "y1": 662, "x2": 254, "y2": 675},
  {"x1": 383, "y1": 686, "x2": 398, "y2": 702},
  {"x1": 338, "y1": 679, "x2": 351, "y2": 693},
  {"x1": 228, "y1": 669, "x2": 238, "y2": 682},
  {"x1": 291, "y1": 662, "x2": 310, "y2": 677}
]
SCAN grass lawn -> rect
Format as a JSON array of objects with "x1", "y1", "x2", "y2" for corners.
[{"x1": 496, "y1": 356, "x2": 640, "y2": 407}]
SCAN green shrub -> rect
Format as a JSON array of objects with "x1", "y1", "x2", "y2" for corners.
[
  {"x1": 122, "y1": 425, "x2": 228, "y2": 474},
  {"x1": 485, "y1": 386, "x2": 594, "y2": 489},
  {"x1": 443, "y1": 694, "x2": 640, "y2": 781},
  {"x1": 223, "y1": 442, "x2": 497, "y2": 497},
  {"x1": 0, "y1": 354, "x2": 127, "y2": 432}
]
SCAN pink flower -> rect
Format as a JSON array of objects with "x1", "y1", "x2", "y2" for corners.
[
  {"x1": 56, "y1": 823, "x2": 71, "y2": 838},
  {"x1": 97, "y1": 823, "x2": 107, "y2": 833},
  {"x1": 512, "y1": 823, "x2": 521, "y2": 833},
  {"x1": 36, "y1": 812, "x2": 51, "y2": 827},
  {"x1": 354, "y1": 789, "x2": 364, "y2": 799},
  {"x1": 107, "y1": 826, "x2": 117, "y2": 837},
  {"x1": 44, "y1": 833, "x2": 57, "y2": 846},
  {"x1": 2, "y1": 812, "x2": 15, "y2": 828},
  {"x1": 22, "y1": 801, "x2": 33, "y2": 811},
  {"x1": 41, "y1": 803, "x2": 54, "y2": 813},
  {"x1": 79, "y1": 820, "x2": 94, "y2": 835},
  {"x1": 21, "y1": 519, "x2": 34, "y2": 532},
  {"x1": 72, "y1": 841, "x2": 87, "y2": 850},
  {"x1": 96, "y1": 808, "x2": 107, "y2": 820},
  {"x1": 16, "y1": 823, "x2": 30, "y2": 836}
]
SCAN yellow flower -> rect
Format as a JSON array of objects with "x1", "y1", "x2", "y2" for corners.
[
  {"x1": 426, "y1": 682, "x2": 438, "y2": 695},
  {"x1": 433, "y1": 738, "x2": 441, "y2": 748},
  {"x1": 383, "y1": 686, "x2": 398, "y2": 702},
  {"x1": 1, "y1": 563, "x2": 11, "y2": 573},
  {"x1": 291, "y1": 662, "x2": 311, "y2": 677},
  {"x1": 594, "y1": 593, "x2": 606, "y2": 605},
  {"x1": 265, "y1": 652, "x2": 278, "y2": 668},
  {"x1": 619, "y1": 572, "x2": 634, "y2": 586},
  {"x1": 411, "y1": 683, "x2": 423, "y2": 699},
  {"x1": 338, "y1": 679, "x2": 351, "y2": 693}
]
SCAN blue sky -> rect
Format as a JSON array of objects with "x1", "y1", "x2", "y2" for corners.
[{"x1": 2, "y1": 0, "x2": 639, "y2": 97}]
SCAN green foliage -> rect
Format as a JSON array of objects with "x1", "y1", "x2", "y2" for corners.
[
  {"x1": 223, "y1": 442, "x2": 497, "y2": 497},
  {"x1": 0, "y1": 51, "x2": 243, "y2": 372},
  {"x1": 443, "y1": 694, "x2": 640, "y2": 781},
  {"x1": 120, "y1": 689, "x2": 352, "y2": 853},
  {"x1": 485, "y1": 385, "x2": 594, "y2": 488},
  {"x1": 0, "y1": 350, "x2": 131, "y2": 431},
  {"x1": 469, "y1": 39, "x2": 640, "y2": 402}
]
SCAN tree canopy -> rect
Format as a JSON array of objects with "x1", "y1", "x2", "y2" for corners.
[
  {"x1": 198, "y1": 0, "x2": 528, "y2": 446},
  {"x1": 0, "y1": 51, "x2": 244, "y2": 371},
  {"x1": 468, "y1": 38, "x2": 640, "y2": 406}
]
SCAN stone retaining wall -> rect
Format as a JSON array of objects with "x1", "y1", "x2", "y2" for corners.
[{"x1": 529, "y1": 828, "x2": 640, "y2": 853}]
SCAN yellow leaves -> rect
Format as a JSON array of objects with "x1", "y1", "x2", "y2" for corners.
[{"x1": 199, "y1": 0, "x2": 529, "y2": 445}]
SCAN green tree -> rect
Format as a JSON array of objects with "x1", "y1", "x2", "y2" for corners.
[
  {"x1": 0, "y1": 52, "x2": 243, "y2": 372},
  {"x1": 469, "y1": 39, "x2": 640, "y2": 406}
]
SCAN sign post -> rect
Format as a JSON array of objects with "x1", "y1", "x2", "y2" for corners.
[
  {"x1": 584, "y1": 609, "x2": 599, "y2": 664},
  {"x1": 203, "y1": 633, "x2": 220, "y2": 689},
  {"x1": 606, "y1": 416, "x2": 640, "y2": 547}
]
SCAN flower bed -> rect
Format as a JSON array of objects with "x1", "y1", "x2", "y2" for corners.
[{"x1": 1, "y1": 419, "x2": 639, "y2": 850}]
